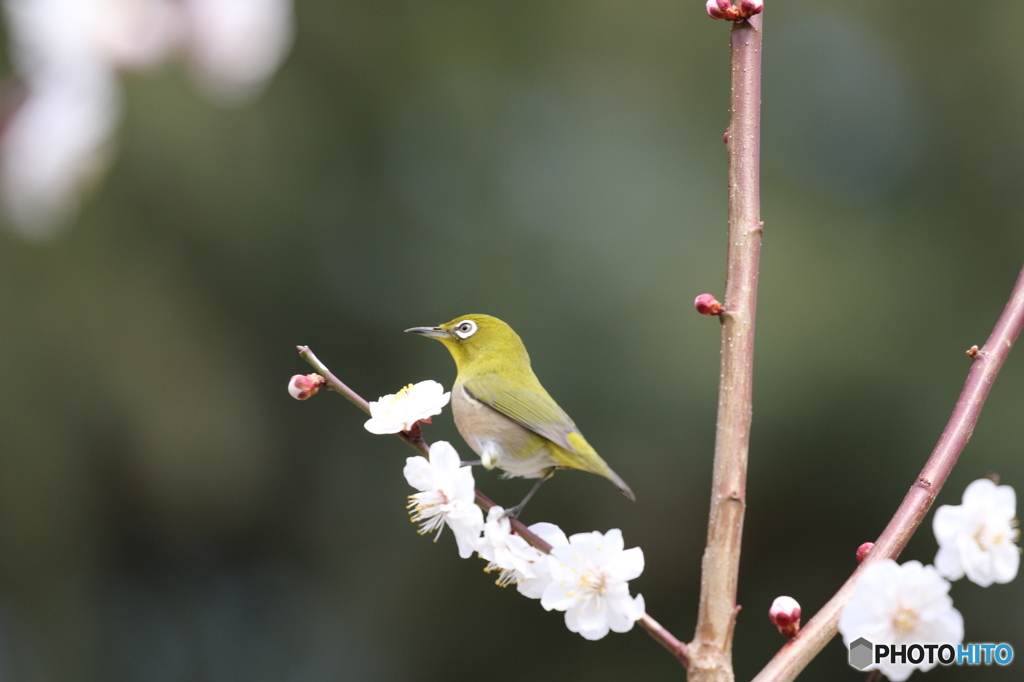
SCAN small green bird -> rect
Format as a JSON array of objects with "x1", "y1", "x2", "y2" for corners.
[{"x1": 406, "y1": 314, "x2": 634, "y2": 514}]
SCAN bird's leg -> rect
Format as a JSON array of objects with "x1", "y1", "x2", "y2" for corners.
[
  {"x1": 460, "y1": 459, "x2": 482, "y2": 467},
  {"x1": 504, "y1": 469, "x2": 555, "y2": 518}
]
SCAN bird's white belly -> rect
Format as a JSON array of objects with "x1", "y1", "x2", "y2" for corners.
[
  {"x1": 453, "y1": 384, "x2": 560, "y2": 479},
  {"x1": 481, "y1": 439, "x2": 560, "y2": 479}
]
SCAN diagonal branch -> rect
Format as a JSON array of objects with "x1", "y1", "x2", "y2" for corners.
[
  {"x1": 296, "y1": 345, "x2": 689, "y2": 665},
  {"x1": 752, "y1": 261, "x2": 1024, "y2": 682}
]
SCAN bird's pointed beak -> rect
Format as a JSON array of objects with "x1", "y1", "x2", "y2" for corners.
[{"x1": 405, "y1": 326, "x2": 448, "y2": 339}]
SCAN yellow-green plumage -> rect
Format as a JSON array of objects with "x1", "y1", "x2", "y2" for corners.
[{"x1": 406, "y1": 314, "x2": 634, "y2": 501}]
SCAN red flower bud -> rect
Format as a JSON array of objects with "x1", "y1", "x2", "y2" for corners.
[
  {"x1": 289, "y1": 373, "x2": 325, "y2": 400},
  {"x1": 706, "y1": 0, "x2": 731, "y2": 19},
  {"x1": 739, "y1": 0, "x2": 764, "y2": 17},
  {"x1": 694, "y1": 293, "x2": 724, "y2": 316},
  {"x1": 856, "y1": 542, "x2": 874, "y2": 563},
  {"x1": 769, "y1": 596, "x2": 801, "y2": 638}
]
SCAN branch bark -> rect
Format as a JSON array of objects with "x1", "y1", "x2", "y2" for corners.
[
  {"x1": 752, "y1": 261, "x2": 1024, "y2": 682},
  {"x1": 688, "y1": 14, "x2": 764, "y2": 682}
]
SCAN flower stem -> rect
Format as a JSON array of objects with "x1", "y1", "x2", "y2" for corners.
[
  {"x1": 688, "y1": 14, "x2": 764, "y2": 682},
  {"x1": 297, "y1": 345, "x2": 688, "y2": 663},
  {"x1": 751, "y1": 261, "x2": 1024, "y2": 682}
]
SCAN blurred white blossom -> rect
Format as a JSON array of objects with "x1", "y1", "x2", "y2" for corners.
[
  {"x1": 403, "y1": 441, "x2": 482, "y2": 559},
  {"x1": 364, "y1": 380, "x2": 451, "y2": 434},
  {"x1": 182, "y1": 0, "x2": 294, "y2": 104},
  {"x1": 839, "y1": 560, "x2": 963, "y2": 682},
  {"x1": 540, "y1": 529, "x2": 645, "y2": 640},
  {"x1": 933, "y1": 478, "x2": 1019, "y2": 587},
  {"x1": 1, "y1": 0, "x2": 293, "y2": 237}
]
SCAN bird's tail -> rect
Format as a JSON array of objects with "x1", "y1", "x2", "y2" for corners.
[
  {"x1": 562, "y1": 432, "x2": 636, "y2": 501},
  {"x1": 605, "y1": 467, "x2": 636, "y2": 502}
]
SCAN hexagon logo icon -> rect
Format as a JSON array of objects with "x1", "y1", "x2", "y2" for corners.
[{"x1": 849, "y1": 637, "x2": 873, "y2": 670}]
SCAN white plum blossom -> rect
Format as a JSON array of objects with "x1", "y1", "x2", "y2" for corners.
[
  {"x1": 477, "y1": 506, "x2": 542, "y2": 586},
  {"x1": 476, "y1": 506, "x2": 567, "y2": 598},
  {"x1": 839, "y1": 560, "x2": 963, "y2": 682},
  {"x1": 181, "y1": 0, "x2": 294, "y2": 104},
  {"x1": 403, "y1": 441, "x2": 482, "y2": 558},
  {"x1": 1, "y1": 0, "x2": 293, "y2": 237},
  {"x1": 365, "y1": 380, "x2": 451, "y2": 434},
  {"x1": 933, "y1": 478, "x2": 1019, "y2": 587},
  {"x1": 540, "y1": 529, "x2": 646, "y2": 640},
  {"x1": 516, "y1": 522, "x2": 568, "y2": 599},
  {"x1": 2, "y1": 0, "x2": 124, "y2": 236}
]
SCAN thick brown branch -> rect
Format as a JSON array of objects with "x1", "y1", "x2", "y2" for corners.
[{"x1": 688, "y1": 14, "x2": 764, "y2": 682}]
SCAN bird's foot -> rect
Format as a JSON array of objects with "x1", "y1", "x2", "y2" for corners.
[
  {"x1": 502, "y1": 472, "x2": 553, "y2": 519},
  {"x1": 502, "y1": 503, "x2": 524, "y2": 519}
]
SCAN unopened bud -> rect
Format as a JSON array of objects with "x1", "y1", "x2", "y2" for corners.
[
  {"x1": 706, "y1": 0, "x2": 731, "y2": 19},
  {"x1": 769, "y1": 596, "x2": 801, "y2": 638},
  {"x1": 856, "y1": 542, "x2": 874, "y2": 563},
  {"x1": 289, "y1": 373, "x2": 325, "y2": 400},
  {"x1": 739, "y1": 0, "x2": 764, "y2": 17},
  {"x1": 695, "y1": 293, "x2": 724, "y2": 316}
]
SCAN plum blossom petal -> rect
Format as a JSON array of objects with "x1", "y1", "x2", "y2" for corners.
[
  {"x1": 1, "y1": 0, "x2": 293, "y2": 236},
  {"x1": 540, "y1": 529, "x2": 645, "y2": 640},
  {"x1": 476, "y1": 507, "x2": 564, "y2": 598},
  {"x1": 365, "y1": 380, "x2": 451, "y2": 434},
  {"x1": 181, "y1": 0, "x2": 294, "y2": 104},
  {"x1": 516, "y1": 522, "x2": 567, "y2": 599},
  {"x1": 839, "y1": 560, "x2": 963, "y2": 682},
  {"x1": 403, "y1": 441, "x2": 482, "y2": 558},
  {"x1": 933, "y1": 478, "x2": 1019, "y2": 587}
]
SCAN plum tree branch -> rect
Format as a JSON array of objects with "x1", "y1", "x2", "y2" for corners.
[
  {"x1": 751, "y1": 261, "x2": 1024, "y2": 682},
  {"x1": 688, "y1": 13, "x2": 764, "y2": 682},
  {"x1": 296, "y1": 345, "x2": 689, "y2": 665}
]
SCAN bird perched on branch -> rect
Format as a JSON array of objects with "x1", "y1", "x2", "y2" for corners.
[{"x1": 406, "y1": 314, "x2": 634, "y2": 515}]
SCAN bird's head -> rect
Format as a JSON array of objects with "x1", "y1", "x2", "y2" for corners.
[{"x1": 405, "y1": 314, "x2": 529, "y2": 373}]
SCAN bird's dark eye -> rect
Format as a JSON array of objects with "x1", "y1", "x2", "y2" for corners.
[{"x1": 454, "y1": 320, "x2": 478, "y2": 339}]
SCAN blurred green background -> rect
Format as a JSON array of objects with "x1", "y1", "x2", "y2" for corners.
[{"x1": 1, "y1": 1, "x2": 1022, "y2": 680}]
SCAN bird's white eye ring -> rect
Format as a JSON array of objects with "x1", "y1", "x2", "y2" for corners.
[{"x1": 454, "y1": 320, "x2": 478, "y2": 339}]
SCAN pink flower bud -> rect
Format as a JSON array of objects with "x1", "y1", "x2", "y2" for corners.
[
  {"x1": 694, "y1": 293, "x2": 724, "y2": 316},
  {"x1": 289, "y1": 373, "x2": 325, "y2": 400},
  {"x1": 706, "y1": 0, "x2": 731, "y2": 19},
  {"x1": 856, "y1": 542, "x2": 874, "y2": 563},
  {"x1": 769, "y1": 596, "x2": 801, "y2": 638},
  {"x1": 739, "y1": 0, "x2": 764, "y2": 16}
]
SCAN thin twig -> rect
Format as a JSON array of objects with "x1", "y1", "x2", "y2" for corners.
[
  {"x1": 688, "y1": 14, "x2": 764, "y2": 682},
  {"x1": 641, "y1": 613, "x2": 690, "y2": 664},
  {"x1": 296, "y1": 345, "x2": 689, "y2": 665},
  {"x1": 751, "y1": 262, "x2": 1024, "y2": 682}
]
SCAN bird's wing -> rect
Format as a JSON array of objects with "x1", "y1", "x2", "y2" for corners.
[{"x1": 461, "y1": 376, "x2": 579, "y2": 452}]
